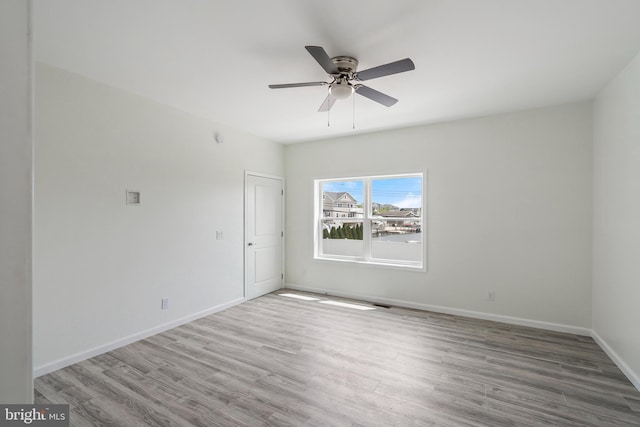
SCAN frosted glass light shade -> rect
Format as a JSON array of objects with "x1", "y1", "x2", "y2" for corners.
[{"x1": 329, "y1": 83, "x2": 353, "y2": 99}]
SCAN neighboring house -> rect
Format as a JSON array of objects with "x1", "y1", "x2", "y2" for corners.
[
  {"x1": 322, "y1": 192, "x2": 363, "y2": 218},
  {"x1": 374, "y1": 210, "x2": 421, "y2": 228}
]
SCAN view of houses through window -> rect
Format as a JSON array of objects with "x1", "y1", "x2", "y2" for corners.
[{"x1": 316, "y1": 174, "x2": 424, "y2": 269}]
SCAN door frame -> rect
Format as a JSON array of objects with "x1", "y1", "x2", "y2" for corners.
[{"x1": 244, "y1": 170, "x2": 285, "y2": 300}]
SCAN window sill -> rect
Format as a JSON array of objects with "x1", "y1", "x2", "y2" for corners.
[{"x1": 314, "y1": 255, "x2": 426, "y2": 272}]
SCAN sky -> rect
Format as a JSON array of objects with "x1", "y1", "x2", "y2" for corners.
[{"x1": 322, "y1": 176, "x2": 422, "y2": 208}]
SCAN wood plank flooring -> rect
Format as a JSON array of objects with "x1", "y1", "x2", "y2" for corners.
[{"x1": 35, "y1": 290, "x2": 640, "y2": 426}]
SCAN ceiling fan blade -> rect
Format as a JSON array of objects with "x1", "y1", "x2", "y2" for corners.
[
  {"x1": 269, "y1": 82, "x2": 328, "y2": 89},
  {"x1": 318, "y1": 94, "x2": 337, "y2": 112},
  {"x1": 305, "y1": 46, "x2": 339, "y2": 75},
  {"x1": 356, "y1": 58, "x2": 415, "y2": 81},
  {"x1": 354, "y1": 85, "x2": 398, "y2": 107}
]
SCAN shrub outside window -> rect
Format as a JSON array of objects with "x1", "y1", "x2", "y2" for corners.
[{"x1": 315, "y1": 173, "x2": 424, "y2": 269}]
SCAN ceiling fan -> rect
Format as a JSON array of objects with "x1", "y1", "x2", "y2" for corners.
[{"x1": 268, "y1": 46, "x2": 415, "y2": 112}]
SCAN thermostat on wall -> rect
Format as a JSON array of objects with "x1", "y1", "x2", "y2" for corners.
[{"x1": 126, "y1": 190, "x2": 141, "y2": 205}]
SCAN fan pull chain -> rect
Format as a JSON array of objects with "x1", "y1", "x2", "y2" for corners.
[
  {"x1": 327, "y1": 87, "x2": 331, "y2": 127},
  {"x1": 352, "y1": 93, "x2": 355, "y2": 130}
]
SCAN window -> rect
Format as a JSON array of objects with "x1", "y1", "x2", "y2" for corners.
[{"x1": 315, "y1": 173, "x2": 424, "y2": 269}]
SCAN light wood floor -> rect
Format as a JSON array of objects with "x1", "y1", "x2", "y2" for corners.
[{"x1": 35, "y1": 290, "x2": 640, "y2": 426}]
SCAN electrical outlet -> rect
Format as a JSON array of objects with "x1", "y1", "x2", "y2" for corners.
[
  {"x1": 487, "y1": 291, "x2": 496, "y2": 302},
  {"x1": 216, "y1": 231, "x2": 223, "y2": 240},
  {"x1": 161, "y1": 298, "x2": 169, "y2": 310}
]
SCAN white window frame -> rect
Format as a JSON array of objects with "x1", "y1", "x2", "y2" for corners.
[{"x1": 314, "y1": 173, "x2": 425, "y2": 271}]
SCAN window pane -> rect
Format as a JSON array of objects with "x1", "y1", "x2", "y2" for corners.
[
  {"x1": 371, "y1": 177, "x2": 422, "y2": 216},
  {"x1": 321, "y1": 181, "x2": 363, "y2": 218},
  {"x1": 321, "y1": 219, "x2": 363, "y2": 258},
  {"x1": 371, "y1": 176, "x2": 423, "y2": 264},
  {"x1": 371, "y1": 219, "x2": 422, "y2": 263}
]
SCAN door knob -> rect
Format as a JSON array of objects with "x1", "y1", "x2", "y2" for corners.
[{"x1": 248, "y1": 242, "x2": 254, "y2": 246}]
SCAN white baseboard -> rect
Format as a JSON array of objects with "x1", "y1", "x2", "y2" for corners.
[
  {"x1": 284, "y1": 283, "x2": 591, "y2": 336},
  {"x1": 591, "y1": 330, "x2": 640, "y2": 392},
  {"x1": 33, "y1": 297, "x2": 245, "y2": 378}
]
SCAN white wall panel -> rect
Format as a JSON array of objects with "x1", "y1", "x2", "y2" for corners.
[
  {"x1": 0, "y1": 0, "x2": 33, "y2": 403},
  {"x1": 593, "y1": 50, "x2": 640, "y2": 388},
  {"x1": 286, "y1": 102, "x2": 593, "y2": 328},
  {"x1": 33, "y1": 64, "x2": 283, "y2": 370}
]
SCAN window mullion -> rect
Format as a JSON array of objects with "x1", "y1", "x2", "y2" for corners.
[
  {"x1": 316, "y1": 180, "x2": 322, "y2": 258},
  {"x1": 363, "y1": 178, "x2": 372, "y2": 261}
]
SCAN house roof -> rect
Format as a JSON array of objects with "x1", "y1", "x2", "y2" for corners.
[
  {"x1": 323, "y1": 192, "x2": 357, "y2": 203},
  {"x1": 375, "y1": 210, "x2": 419, "y2": 218}
]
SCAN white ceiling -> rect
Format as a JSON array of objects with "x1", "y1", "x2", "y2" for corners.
[{"x1": 33, "y1": 0, "x2": 640, "y2": 144}]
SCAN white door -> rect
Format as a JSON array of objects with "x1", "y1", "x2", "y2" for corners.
[{"x1": 245, "y1": 173, "x2": 284, "y2": 300}]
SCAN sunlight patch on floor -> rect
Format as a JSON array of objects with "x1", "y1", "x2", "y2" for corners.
[
  {"x1": 319, "y1": 300, "x2": 376, "y2": 311},
  {"x1": 279, "y1": 292, "x2": 376, "y2": 311},
  {"x1": 278, "y1": 293, "x2": 320, "y2": 301}
]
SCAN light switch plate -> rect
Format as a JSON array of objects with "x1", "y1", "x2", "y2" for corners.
[{"x1": 126, "y1": 190, "x2": 140, "y2": 205}]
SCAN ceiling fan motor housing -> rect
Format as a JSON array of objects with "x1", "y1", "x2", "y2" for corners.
[
  {"x1": 331, "y1": 56, "x2": 359, "y2": 76},
  {"x1": 329, "y1": 56, "x2": 358, "y2": 99}
]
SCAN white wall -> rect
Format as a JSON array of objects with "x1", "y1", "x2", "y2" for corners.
[
  {"x1": 0, "y1": 0, "x2": 33, "y2": 403},
  {"x1": 34, "y1": 64, "x2": 283, "y2": 372},
  {"x1": 285, "y1": 102, "x2": 593, "y2": 331},
  {"x1": 593, "y1": 50, "x2": 640, "y2": 388}
]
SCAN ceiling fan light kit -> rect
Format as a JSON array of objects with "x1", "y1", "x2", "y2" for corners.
[
  {"x1": 329, "y1": 79, "x2": 354, "y2": 99},
  {"x1": 268, "y1": 46, "x2": 415, "y2": 114}
]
